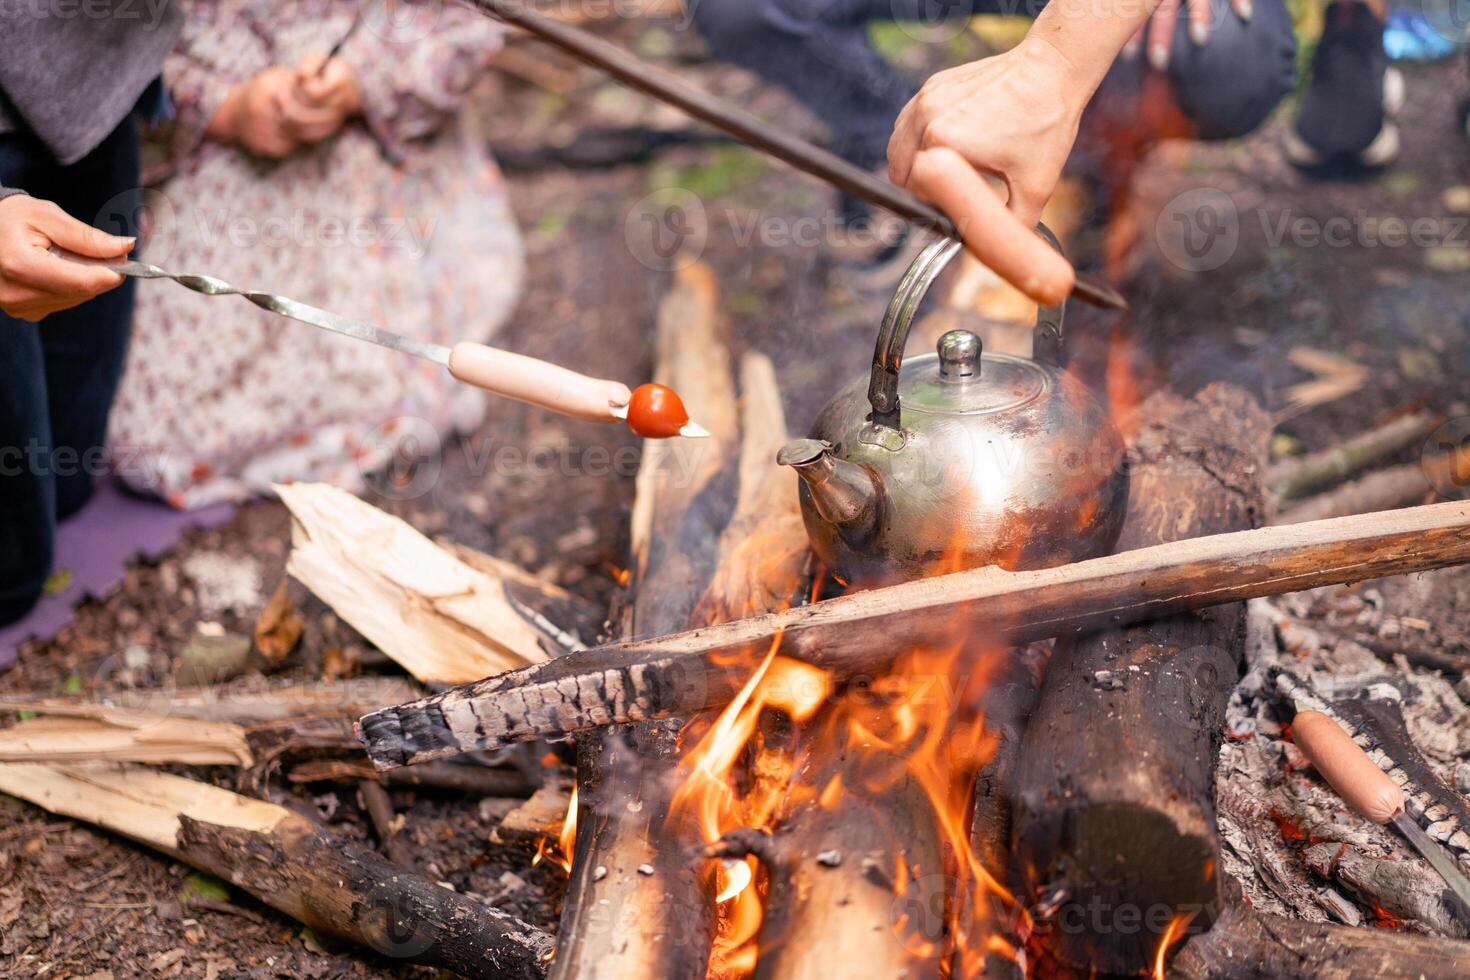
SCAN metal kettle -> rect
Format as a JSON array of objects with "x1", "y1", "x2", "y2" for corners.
[{"x1": 778, "y1": 237, "x2": 1129, "y2": 584}]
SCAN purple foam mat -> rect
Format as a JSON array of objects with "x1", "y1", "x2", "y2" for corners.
[{"x1": 0, "y1": 481, "x2": 235, "y2": 670}]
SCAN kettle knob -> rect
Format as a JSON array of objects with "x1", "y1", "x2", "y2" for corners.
[{"x1": 937, "y1": 330, "x2": 981, "y2": 380}]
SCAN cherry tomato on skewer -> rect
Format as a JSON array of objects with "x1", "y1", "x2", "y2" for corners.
[{"x1": 626, "y1": 383, "x2": 693, "y2": 438}]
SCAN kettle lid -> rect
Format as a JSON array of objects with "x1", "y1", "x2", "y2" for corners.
[{"x1": 896, "y1": 329, "x2": 1047, "y2": 418}]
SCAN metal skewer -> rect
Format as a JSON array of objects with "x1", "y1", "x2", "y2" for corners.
[
  {"x1": 70, "y1": 250, "x2": 452, "y2": 363},
  {"x1": 466, "y1": 0, "x2": 1127, "y2": 313},
  {"x1": 317, "y1": 6, "x2": 366, "y2": 74},
  {"x1": 52, "y1": 248, "x2": 706, "y2": 438}
]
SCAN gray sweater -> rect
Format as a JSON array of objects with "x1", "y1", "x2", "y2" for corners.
[{"x1": 0, "y1": 0, "x2": 182, "y2": 196}]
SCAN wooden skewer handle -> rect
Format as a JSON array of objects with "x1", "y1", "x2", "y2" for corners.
[
  {"x1": 448, "y1": 342, "x2": 632, "y2": 423},
  {"x1": 1293, "y1": 709, "x2": 1404, "y2": 824}
]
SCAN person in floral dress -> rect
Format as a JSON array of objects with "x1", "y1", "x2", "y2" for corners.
[{"x1": 109, "y1": 0, "x2": 523, "y2": 507}]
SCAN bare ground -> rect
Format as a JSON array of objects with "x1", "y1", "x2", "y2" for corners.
[{"x1": 5, "y1": 19, "x2": 1470, "y2": 979}]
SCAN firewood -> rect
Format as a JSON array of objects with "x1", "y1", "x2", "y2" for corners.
[
  {"x1": 1267, "y1": 410, "x2": 1440, "y2": 501},
  {"x1": 0, "y1": 677, "x2": 420, "y2": 724},
  {"x1": 711, "y1": 348, "x2": 946, "y2": 979},
  {"x1": 358, "y1": 777, "x2": 413, "y2": 867},
  {"x1": 1276, "y1": 441, "x2": 1470, "y2": 524},
  {"x1": 287, "y1": 758, "x2": 536, "y2": 798},
  {"x1": 0, "y1": 714, "x2": 253, "y2": 766},
  {"x1": 359, "y1": 495, "x2": 1470, "y2": 767},
  {"x1": 550, "y1": 259, "x2": 740, "y2": 980},
  {"x1": 449, "y1": 542, "x2": 605, "y2": 648},
  {"x1": 0, "y1": 763, "x2": 553, "y2": 978},
  {"x1": 1010, "y1": 383, "x2": 1271, "y2": 975},
  {"x1": 748, "y1": 716, "x2": 948, "y2": 979},
  {"x1": 278, "y1": 482, "x2": 553, "y2": 684},
  {"x1": 1301, "y1": 841, "x2": 1468, "y2": 937},
  {"x1": 1277, "y1": 461, "x2": 1435, "y2": 524},
  {"x1": 1169, "y1": 895, "x2": 1470, "y2": 979},
  {"x1": 495, "y1": 777, "x2": 575, "y2": 842},
  {"x1": 957, "y1": 648, "x2": 1046, "y2": 979},
  {"x1": 693, "y1": 352, "x2": 808, "y2": 625}
]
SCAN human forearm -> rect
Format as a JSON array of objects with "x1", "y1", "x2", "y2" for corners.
[{"x1": 1025, "y1": 0, "x2": 1165, "y2": 99}]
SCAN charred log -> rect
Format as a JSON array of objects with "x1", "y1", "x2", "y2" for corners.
[
  {"x1": 1169, "y1": 896, "x2": 1470, "y2": 979},
  {"x1": 0, "y1": 763, "x2": 552, "y2": 978},
  {"x1": 1010, "y1": 384, "x2": 1271, "y2": 974}
]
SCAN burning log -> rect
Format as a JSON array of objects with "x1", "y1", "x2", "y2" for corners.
[
  {"x1": 549, "y1": 260, "x2": 739, "y2": 980},
  {"x1": 359, "y1": 495, "x2": 1470, "y2": 766},
  {"x1": 1010, "y1": 383, "x2": 1271, "y2": 974},
  {"x1": 745, "y1": 717, "x2": 948, "y2": 980},
  {"x1": 0, "y1": 762, "x2": 553, "y2": 978},
  {"x1": 716, "y1": 355, "x2": 949, "y2": 978}
]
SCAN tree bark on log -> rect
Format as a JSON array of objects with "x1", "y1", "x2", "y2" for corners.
[
  {"x1": 1010, "y1": 383, "x2": 1271, "y2": 975},
  {"x1": 1168, "y1": 897, "x2": 1470, "y2": 979},
  {"x1": 549, "y1": 260, "x2": 740, "y2": 980},
  {"x1": 359, "y1": 497, "x2": 1470, "y2": 767},
  {"x1": 0, "y1": 762, "x2": 552, "y2": 978},
  {"x1": 287, "y1": 757, "x2": 536, "y2": 797}
]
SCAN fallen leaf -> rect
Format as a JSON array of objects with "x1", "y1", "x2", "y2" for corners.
[
  {"x1": 147, "y1": 948, "x2": 187, "y2": 972},
  {"x1": 41, "y1": 567, "x2": 73, "y2": 596},
  {"x1": 176, "y1": 631, "x2": 253, "y2": 686},
  {"x1": 180, "y1": 871, "x2": 231, "y2": 907},
  {"x1": 253, "y1": 578, "x2": 305, "y2": 663},
  {"x1": 300, "y1": 926, "x2": 329, "y2": 955}
]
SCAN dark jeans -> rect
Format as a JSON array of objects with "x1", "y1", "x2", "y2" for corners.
[
  {"x1": 690, "y1": 0, "x2": 1297, "y2": 172},
  {"x1": 0, "y1": 116, "x2": 140, "y2": 627}
]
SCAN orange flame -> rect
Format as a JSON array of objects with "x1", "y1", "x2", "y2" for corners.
[
  {"x1": 669, "y1": 636, "x2": 832, "y2": 977},
  {"x1": 532, "y1": 783, "x2": 578, "y2": 876},
  {"x1": 1153, "y1": 910, "x2": 1197, "y2": 980}
]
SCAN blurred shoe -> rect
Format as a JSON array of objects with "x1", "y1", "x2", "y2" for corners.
[
  {"x1": 1285, "y1": 2, "x2": 1402, "y2": 173},
  {"x1": 1384, "y1": 6, "x2": 1464, "y2": 62}
]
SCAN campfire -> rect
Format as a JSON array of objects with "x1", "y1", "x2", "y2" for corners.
[
  {"x1": 4, "y1": 254, "x2": 1470, "y2": 978},
  {"x1": 6, "y1": 14, "x2": 1470, "y2": 979},
  {"x1": 346, "y1": 263, "x2": 1470, "y2": 979}
]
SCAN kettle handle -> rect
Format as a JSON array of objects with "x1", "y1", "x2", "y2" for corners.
[{"x1": 865, "y1": 228, "x2": 1067, "y2": 438}]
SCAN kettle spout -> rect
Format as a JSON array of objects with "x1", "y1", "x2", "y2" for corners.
[{"x1": 777, "y1": 439, "x2": 882, "y2": 545}]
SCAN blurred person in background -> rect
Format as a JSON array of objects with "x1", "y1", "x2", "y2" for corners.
[
  {"x1": 691, "y1": 0, "x2": 1296, "y2": 268},
  {"x1": 1284, "y1": 0, "x2": 1406, "y2": 172},
  {"x1": 0, "y1": 4, "x2": 183, "y2": 629},
  {"x1": 108, "y1": 0, "x2": 523, "y2": 508}
]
